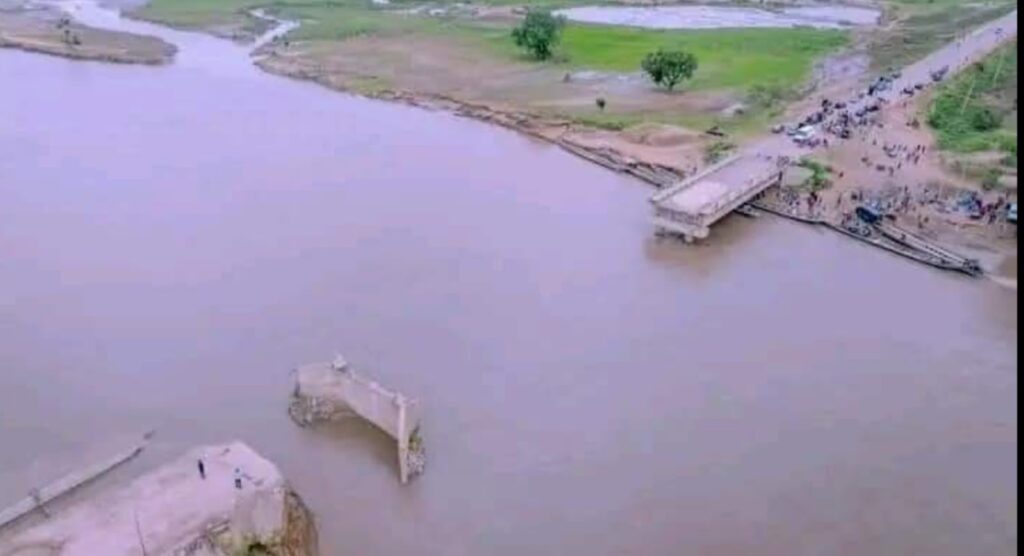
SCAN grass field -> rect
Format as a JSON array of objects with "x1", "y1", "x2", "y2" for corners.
[
  {"x1": 555, "y1": 25, "x2": 847, "y2": 91},
  {"x1": 869, "y1": 1, "x2": 1017, "y2": 70},
  {"x1": 434, "y1": 21, "x2": 848, "y2": 92},
  {"x1": 134, "y1": 0, "x2": 259, "y2": 27},
  {"x1": 927, "y1": 41, "x2": 1017, "y2": 156},
  {"x1": 140, "y1": 0, "x2": 847, "y2": 93}
]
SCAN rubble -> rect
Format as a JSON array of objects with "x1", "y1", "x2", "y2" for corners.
[{"x1": 0, "y1": 442, "x2": 318, "y2": 556}]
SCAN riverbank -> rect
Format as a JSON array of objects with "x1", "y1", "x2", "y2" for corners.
[
  {"x1": 0, "y1": 9, "x2": 174, "y2": 64},
  {"x1": 254, "y1": 51, "x2": 693, "y2": 186},
  {"x1": 0, "y1": 442, "x2": 318, "y2": 556},
  {"x1": 129, "y1": 0, "x2": 863, "y2": 182},
  {"x1": 126, "y1": 0, "x2": 1018, "y2": 274}
]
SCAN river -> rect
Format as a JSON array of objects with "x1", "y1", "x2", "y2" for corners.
[{"x1": 0, "y1": 5, "x2": 1017, "y2": 555}]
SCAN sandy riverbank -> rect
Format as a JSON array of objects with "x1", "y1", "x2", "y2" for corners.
[{"x1": 0, "y1": 9, "x2": 174, "y2": 64}]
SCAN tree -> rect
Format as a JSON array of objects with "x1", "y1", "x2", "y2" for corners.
[
  {"x1": 642, "y1": 49, "x2": 698, "y2": 91},
  {"x1": 511, "y1": 10, "x2": 565, "y2": 60}
]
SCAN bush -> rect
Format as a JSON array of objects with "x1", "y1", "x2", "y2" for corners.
[
  {"x1": 970, "y1": 108, "x2": 1001, "y2": 132},
  {"x1": 927, "y1": 41, "x2": 1017, "y2": 154},
  {"x1": 797, "y1": 157, "x2": 833, "y2": 191},
  {"x1": 641, "y1": 49, "x2": 698, "y2": 91},
  {"x1": 981, "y1": 168, "x2": 1002, "y2": 190},
  {"x1": 511, "y1": 10, "x2": 565, "y2": 60}
]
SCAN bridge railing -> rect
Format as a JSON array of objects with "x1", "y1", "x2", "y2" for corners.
[
  {"x1": 650, "y1": 154, "x2": 742, "y2": 206},
  {"x1": 654, "y1": 205, "x2": 705, "y2": 227},
  {"x1": 697, "y1": 168, "x2": 782, "y2": 217}
]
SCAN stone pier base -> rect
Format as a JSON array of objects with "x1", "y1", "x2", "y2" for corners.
[{"x1": 289, "y1": 356, "x2": 425, "y2": 483}]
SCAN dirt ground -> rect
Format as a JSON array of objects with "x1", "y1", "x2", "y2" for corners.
[
  {"x1": 0, "y1": 7, "x2": 174, "y2": 64},
  {"x1": 764, "y1": 86, "x2": 1017, "y2": 274}
]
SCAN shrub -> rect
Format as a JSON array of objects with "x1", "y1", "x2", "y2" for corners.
[{"x1": 641, "y1": 49, "x2": 698, "y2": 91}]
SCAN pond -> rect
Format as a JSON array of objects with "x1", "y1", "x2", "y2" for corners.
[{"x1": 554, "y1": 4, "x2": 880, "y2": 30}]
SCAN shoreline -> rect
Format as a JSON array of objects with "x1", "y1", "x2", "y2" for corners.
[
  {"x1": 254, "y1": 52, "x2": 690, "y2": 188},
  {"x1": 0, "y1": 10, "x2": 175, "y2": 64},
  {"x1": 7, "y1": 0, "x2": 1015, "y2": 277}
]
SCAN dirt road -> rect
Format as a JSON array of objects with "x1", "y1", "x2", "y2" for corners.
[
  {"x1": 755, "y1": 9, "x2": 1017, "y2": 162},
  {"x1": 749, "y1": 9, "x2": 1017, "y2": 271}
]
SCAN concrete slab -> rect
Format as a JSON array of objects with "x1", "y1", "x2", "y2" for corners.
[{"x1": 0, "y1": 442, "x2": 316, "y2": 556}]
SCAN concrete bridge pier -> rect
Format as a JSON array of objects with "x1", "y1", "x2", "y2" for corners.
[
  {"x1": 289, "y1": 356, "x2": 425, "y2": 484},
  {"x1": 650, "y1": 154, "x2": 786, "y2": 242}
]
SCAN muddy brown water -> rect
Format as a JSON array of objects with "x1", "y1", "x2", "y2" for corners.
[{"x1": 0, "y1": 5, "x2": 1017, "y2": 555}]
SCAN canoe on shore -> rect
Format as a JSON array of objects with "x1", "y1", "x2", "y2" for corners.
[
  {"x1": 829, "y1": 222, "x2": 982, "y2": 277},
  {"x1": 750, "y1": 200, "x2": 983, "y2": 277},
  {"x1": 0, "y1": 435, "x2": 150, "y2": 530}
]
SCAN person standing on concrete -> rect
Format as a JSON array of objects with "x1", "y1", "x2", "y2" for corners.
[
  {"x1": 197, "y1": 459, "x2": 206, "y2": 480},
  {"x1": 234, "y1": 468, "x2": 243, "y2": 490}
]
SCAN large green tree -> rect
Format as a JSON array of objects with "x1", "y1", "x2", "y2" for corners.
[
  {"x1": 641, "y1": 49, "x2": 699, "y2": 91},
  {"x1": 511, "y1": 10, "x2": 566, "y2": 60}
]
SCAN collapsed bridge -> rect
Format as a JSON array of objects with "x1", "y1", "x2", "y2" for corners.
[{"x1": 650, "y1": 154, "x2": 786, "y2": 242}]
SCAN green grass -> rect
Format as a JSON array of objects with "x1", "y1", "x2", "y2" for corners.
[
  {"x1": 140, "y1": 0, "x2": 848, "y2": 93},
  {"x1": 569, "y1": 112, "x2": 638, "y2": 131},
  {"x1": 470, "y1": 23, "x2": 849, "y2": 92},
  {"x1": 796, "y1": 157, "x2": 834, "y2": 190},
  {"x1": 283, "y1": 5, "x2": 416, "y2": 40},
  {"x1": 554, "y1": 25, "x2": 847, "y2": 91},
  {"x1": 928, "y1": 41, "x2": 1017, "y2": 154},
  {"x1": 134, "y1": 0, "x2": 261, "y2": 27}
]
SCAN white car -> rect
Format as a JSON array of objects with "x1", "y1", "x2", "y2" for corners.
[{"x1": 792, "y1": 126, "x2": 816, "y2": 142}]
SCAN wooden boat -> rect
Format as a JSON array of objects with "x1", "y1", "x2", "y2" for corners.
[
  {"x1": 829, "y1": 222, "x2": 981, "y2": 277},
  {"x1": 0, "y1": 434, "x2": 150, "y2": 530},
  {"x1": 874, "y1": 221, "x2": 982, "y2": 276}
]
